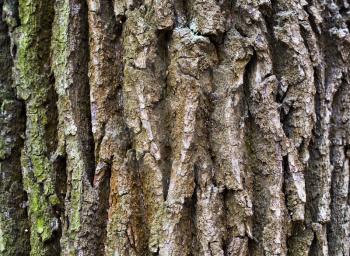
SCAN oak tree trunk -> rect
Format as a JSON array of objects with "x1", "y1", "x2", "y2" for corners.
[{"x1": 0, "y1": 0, "x2": 350, "y2": 255}]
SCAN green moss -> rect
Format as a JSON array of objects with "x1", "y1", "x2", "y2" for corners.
[
  {"x1": 36, "y1": 218, "x2": 44, "y2": 234},
  {"x1": 15, "y1": 0, "x2": 58, "y2": 255},
  {"x1": 31, "y1": 155, "x2": 45, "y2": 181},
  {"x1": 49, "y1": 194, "x2": 60, "y2": 206},
  {"x1": 30, "y1": 193, "x2": 39, "y2": 212}
]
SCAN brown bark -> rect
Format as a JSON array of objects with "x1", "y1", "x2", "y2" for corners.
[{"x1": 0, "y1": 0, "x2": 350, "y2": 255}]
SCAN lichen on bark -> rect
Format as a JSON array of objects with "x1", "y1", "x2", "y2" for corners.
[
  {"x1": 14, "y1": 0, "x2": 60, "y2": 255},
  {"x1": 1, "y1": 0, "x2": 350, "y2": 255}
]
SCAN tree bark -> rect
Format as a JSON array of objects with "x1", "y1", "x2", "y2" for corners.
[{"x1": 0, "y1": 0, "x2": 349, "y2": 255}]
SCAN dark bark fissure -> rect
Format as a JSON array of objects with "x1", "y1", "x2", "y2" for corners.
[
  {"x1": 77, "y1": 1, "x2": 96, "y2": 186},
  {"x1": 155, "y1": 28, "x2": 172, "y2": 201}
]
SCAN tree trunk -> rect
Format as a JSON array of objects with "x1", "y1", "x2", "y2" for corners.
[{"x1": 0, "y1": 0, "x2": 349, "y2": 255}]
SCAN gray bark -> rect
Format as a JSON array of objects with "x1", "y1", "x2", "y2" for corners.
[{"x1": 0, "y1": 0, "x2": 349, "y2": 255}]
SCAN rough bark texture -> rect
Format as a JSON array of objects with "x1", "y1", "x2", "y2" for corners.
[{"x1": 0, "y1": 0, "x2": 350, "y2": 255}]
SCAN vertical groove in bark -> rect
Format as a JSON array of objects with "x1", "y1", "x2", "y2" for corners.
[
  {"x1": 106, "y1": 1, "x2": 175, "y2": 254},
  {"x1": 272, "y1": 1, "x2": 315, "y2": 223},
  {"x1": 210, "y1": 25, "x2": 254, "y2": 255},
  {"x1": 0, "y1": 0, "x2": 29, "y2": 254},
  {"x1": 326, "y1": 2, "x2": 350, "y2": 255},
  {"x1": 160, "y1": 27, "x2": 218, "y2": 255},
  {"x1": 265, "y1": 2, "x2": 318, "y2": 254},
  {"x1": 247, "y1": 57, "x2": 288, "y2": 255},
  {"x1": 232, "y1": 2, "x2": 289, "y2": 255},
  {"x1": 87, "y1": 0, "x2": 121, "y2": 254},
  {"x1": 329, "y1": 74, "x2": 350, "y2": 256},
  {"x1": 52, "y1": 0, "x2": 101, "y2": 254},
  {"x1": 103, "y1": 4, "x2": 147, "y2": 255},
  {"x1": 305, "y1": 1, "x2": 350, "y2": 255}
]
